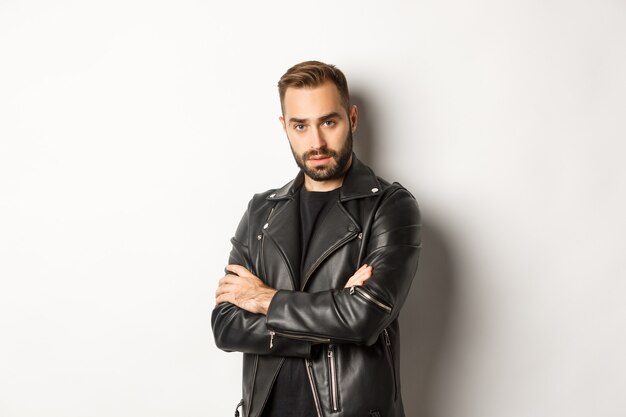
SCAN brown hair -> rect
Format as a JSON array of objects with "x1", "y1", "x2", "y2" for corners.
[{"x1": 278, "y1": 60, "x2": 350, "y2": 114}]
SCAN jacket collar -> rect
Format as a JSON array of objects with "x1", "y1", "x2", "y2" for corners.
[{"x1": 267, "y1": 154, "x2": 381, "y2": 202}]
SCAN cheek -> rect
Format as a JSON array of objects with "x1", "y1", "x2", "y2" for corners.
[
  {"x1": 329, "y1": 130, "x2": 349, "y2": 149},
  {"x1": 288, "y1": 134, "x2": 314, "y2": 156},
  {"x1": 287, "y1": 137, "x2": 302, "y2": 154},
  {"x1": 291, "y1": 144, "x2": 306, "y2": 158}
]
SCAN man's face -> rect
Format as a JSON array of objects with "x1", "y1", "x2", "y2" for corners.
[{"x1": 280, "y1": 82, "x2": 357, "y2": 183}]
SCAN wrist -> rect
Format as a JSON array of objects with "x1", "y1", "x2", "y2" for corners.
[{"x1": 259, "y1": 288, "x2": 278, "y2": 315}]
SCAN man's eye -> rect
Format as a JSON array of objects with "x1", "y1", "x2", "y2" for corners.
[
  {"x1": 323, "y1": 120, "x2": 335, "y2": 127},
  {"x1": 294, "y1": 124, "x2": 305, "y2": 131}
]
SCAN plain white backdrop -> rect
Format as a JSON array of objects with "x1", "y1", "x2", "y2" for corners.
[{"x1": 1, "y1": 1, "x2": 625, "y2": 416}]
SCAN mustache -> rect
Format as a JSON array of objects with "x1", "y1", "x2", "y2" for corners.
[{"x1": 303, "y1": 149, "x2": 338, "y2": 160}]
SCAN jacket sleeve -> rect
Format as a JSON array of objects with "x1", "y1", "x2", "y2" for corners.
[
  {"x1": 211, "y1": 197, "x2": 313, "y2": 358},
  {"x1": 265, "y1": 187, "x2": 421, "y2": 347}
]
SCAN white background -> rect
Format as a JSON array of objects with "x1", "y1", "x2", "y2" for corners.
[{"x1": 1, "y1": 1, "x2": 625, "y2": 416}]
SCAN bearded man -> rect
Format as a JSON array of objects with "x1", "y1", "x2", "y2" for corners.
[{"x1": 212, "y1": 61, "x2": 421, "y2": 417}]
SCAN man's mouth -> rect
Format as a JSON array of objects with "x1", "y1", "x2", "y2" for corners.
[{"x1": 307, "y1": 154, "x2": 332, "y2": 166}]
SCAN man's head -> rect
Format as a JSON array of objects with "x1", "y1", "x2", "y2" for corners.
[
  {"x1": 278, "y1": 61, "x2": 351, "y2": 115},
  {"x1": 278, "y1": 61, "x2": 358, "y2": 190}
]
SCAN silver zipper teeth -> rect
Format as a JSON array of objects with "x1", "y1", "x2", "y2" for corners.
[
  {"x1": 259, "y1": 205, "x2": 274, "y2": 283},
  {"x1": 350, "y1": 286, "x2": 392, "y2": 313},
  {"x1": 260, "y1": 233, "x2": 266, "y2": 283},
  {"x1": 268, "y1": 330, "x2": 331, "y2": 347},
  {"x1": 383, "y1": 329, "x2": 398, "y2": 400},
  {"x1": 328, "y1": 345, "x2": 339, "y2": 412},
  {"x1": 305, "y1": 358, "x2": 323, "y2": 417}
]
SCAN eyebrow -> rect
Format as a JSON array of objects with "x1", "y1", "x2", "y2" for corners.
[{"x1": 288, "y1": 112, "x2": 342, "y2": 125}]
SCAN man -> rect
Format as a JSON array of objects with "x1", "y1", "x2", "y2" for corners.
[{"x1": 212, "y1": 61, "x2": 421, "y2": 417}]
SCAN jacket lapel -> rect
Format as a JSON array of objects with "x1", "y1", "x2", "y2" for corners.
[
  {"x1": 300, "y1": 200, "x2": 359, "y2": 290},
  {"x1": 263, "y1": 196, "x2": 300, "y2": 290},
  {"x1": 262, "y1": 173, "x2": 304, "y2": 291},
  {"x1": 263, "y1": 155, "x2": 382, "y2": 292}
]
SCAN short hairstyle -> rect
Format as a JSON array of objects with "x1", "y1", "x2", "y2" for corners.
[{"x1": 278, "y1": 60, "x2": 351, "y2": 114}]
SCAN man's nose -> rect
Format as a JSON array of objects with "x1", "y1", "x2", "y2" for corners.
[{"x1": 310, "y1": 126, "x2": 326, "y2": 149}]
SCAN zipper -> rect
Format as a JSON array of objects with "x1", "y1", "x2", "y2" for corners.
[
  {"x1": 259, "y1": 233, "x2": 267, "y2": 283},
  {"x1": 268, "y1": 329, "x2": 331, "y2": 349},
  {"x1": 267, "y1": 206, "x2": 276, "y2": 220},
  {"x1": 302, "y1": 231, "x2": 358, "y2": 290},
  {"x1": 258, "y1": 206, "x2": 275, "y2": 282},
  {"x1": 327, "y1": 344, "x2": 339, "y2": 412},
  {"x1": 349, "y1": 286, "x2": 393, "y2": 313},
  {"x1": 383, "y1": 328, "x2": 398, "y2": 400},
  {"x1": 305, "y1": 358, "x2": 323, "y2": 417}
]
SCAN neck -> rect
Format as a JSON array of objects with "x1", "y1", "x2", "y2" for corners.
[{"x1": 304, "y1": 176, "x2": 344, "y2": 192}]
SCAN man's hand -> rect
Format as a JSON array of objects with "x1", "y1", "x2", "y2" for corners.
[
  {"x1": 215, "y1": 265, "x2": 277, "y2": 315},
  {"x1": 344, "y1": 264, "x2": 373, "y2": 288},
  {"x1": 216, "y1": 263, "x2": 371, "y2": 314}
]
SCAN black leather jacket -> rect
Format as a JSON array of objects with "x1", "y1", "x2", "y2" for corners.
[{"x1": 212, "y1": 156, "x2": 421, "y2": 417}]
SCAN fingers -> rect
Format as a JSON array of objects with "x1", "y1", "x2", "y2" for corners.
[
  {"x1": 344, "y1": 264, "x2": 373, "y2": 288},
  {"x1": 215, "y1": 268, "x2": 260, "y2": 305},
  {"x1": 226, "y1": 264, "x2": 252, "y2": 277},
  {"x1": 216, "y1": 270, "x2": 246, "y2": 297},
  {"x1": 215, "y1": 292, "x2": 232, "y2": 305},
  {"x1": 216, "y1": 281, "x2": 236, "y2": 298},
  {"x1": 349, "y1": 264, "x2": 370, "y2": 281},
  {"x1": 216, "y1": 273, "x2": 241, "y2": 304},
  {"x1": 358, "y1": 265, "x2": 373, "y2": 284},
  {"x1": 354, "y1": 264, "x2": 369, "y2": 274},
  {"x1": 219, "y1": 274, "x2": 239, "y2": 286},
  {"x1": 357, "y1": 264, "x2": 373, "y2": 276},
  {"x1": 215, "y1": 281, "x2": 236, "y2": 296}
]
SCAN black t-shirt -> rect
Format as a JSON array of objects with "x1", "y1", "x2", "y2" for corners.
[{"x1": 260, "y1": 186, "x2": 341, "y2": 417}]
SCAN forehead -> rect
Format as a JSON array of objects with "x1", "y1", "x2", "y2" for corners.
[{"x1": 282, "y1": 82, "x2": 345, "y2": 120}]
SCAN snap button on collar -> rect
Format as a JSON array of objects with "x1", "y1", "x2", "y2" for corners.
[{"x1": 371, "y1": 188, "x2": 379, "y2": 193}]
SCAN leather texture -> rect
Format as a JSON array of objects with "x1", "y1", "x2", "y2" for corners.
[{"x1": 212, "y1": 155, "x2": 421, "y2": 417}]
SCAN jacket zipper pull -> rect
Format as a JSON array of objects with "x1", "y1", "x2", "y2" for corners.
[
  {"x1": 328, "y1": 345, "x2": 339, "y2": 411},
  {"x1": 349, "y1": 286, "x2": 356, "y2": 295},
  {"x1": 383, "y1": 328, "x2": 391, "y2": 346},
  {"x1": 269, "y1": 331, "x2": 275, "y2": 349}
]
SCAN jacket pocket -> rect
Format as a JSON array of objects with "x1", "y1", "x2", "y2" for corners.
[
  {"x1": 305, "y1": 358, "x2": 323, "y2": 417},
  {"x1": 350, "y1": 286, "x2": 393, "y2": 313},
  {"x1": 383, "y1": 328, "x2": 398, "y2": 401},
  {"x1": 327, "y1": 344, "x2": 340, "y2": 412}
]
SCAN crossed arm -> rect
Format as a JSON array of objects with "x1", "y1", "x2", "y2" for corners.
[
  {"x1": 214, "y1": 264, "x2": 373, "y2": 315},
  {"x1": 211, "y1": 187, "x2": 420, "y2": 354}
]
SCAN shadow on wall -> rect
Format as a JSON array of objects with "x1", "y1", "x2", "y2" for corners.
[
  {"x1": 400, "y1": 223, "x2": 456, "y2": 417},
  {"x1": 352, "y1": 90, "x2": 457, "y2": 417},
  {"x1": 351, "y1": 92, "x2": 377, "y2": 167}
]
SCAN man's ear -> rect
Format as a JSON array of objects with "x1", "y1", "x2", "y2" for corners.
[
  {"x1": 279, "y1": 116, "x2": 287, "y2": 133},
  {"x1": 349, "y1": 105, "x2": 358, "y2": 132}
]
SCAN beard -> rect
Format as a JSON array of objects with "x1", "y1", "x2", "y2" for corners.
[{"x1": 291, "y1": 130, "x2": 353, "y2": 182}]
